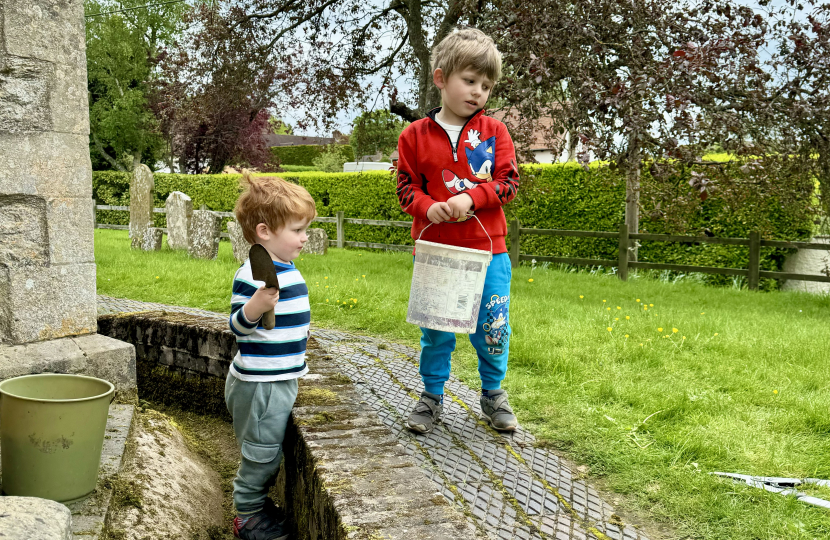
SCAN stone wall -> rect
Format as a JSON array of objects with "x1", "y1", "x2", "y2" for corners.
[{"x1": 97, "y1": 311, "x2": 476, "y2": 539}]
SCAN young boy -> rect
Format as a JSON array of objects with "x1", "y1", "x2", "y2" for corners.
[
  {"x1": 226, "y1": 171, "x2": 316, "y2": 540},
  {"x1": 396, "y1": 28, "x2": 521, "y2": 434}
]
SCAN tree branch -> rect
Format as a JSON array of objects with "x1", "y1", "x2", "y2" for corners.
[{"x1": 91, "y1": 131, "x2": 126, "y2": 172}]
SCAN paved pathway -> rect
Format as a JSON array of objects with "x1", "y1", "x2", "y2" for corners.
[{"x1": 98, "y1": 296, "x2": 653, "y2": 540}]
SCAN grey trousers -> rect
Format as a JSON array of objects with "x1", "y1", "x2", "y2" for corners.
[{"x1": 225, "y1": 373, "x2": 299, "y2": 513}]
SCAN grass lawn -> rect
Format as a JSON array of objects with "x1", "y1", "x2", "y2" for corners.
[{"x1": 95, "y1": 229, "x2": 830, "y2": 540}]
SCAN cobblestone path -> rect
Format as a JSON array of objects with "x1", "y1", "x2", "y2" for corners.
[{"x1": 98, "y1": 295, "x2": 653, "y2": 540}]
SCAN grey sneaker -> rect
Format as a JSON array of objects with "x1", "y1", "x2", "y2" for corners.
[
  {"x1": 480, "y1": 390, "x2": 518, "y2": 432},
  {"x1": 406, "y1": 392, "x2": 443, "y2": 434}
]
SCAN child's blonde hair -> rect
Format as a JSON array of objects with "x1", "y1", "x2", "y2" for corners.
[
  {"x1": 431, "y1": 27, "x2": 502, "y2": 83},
  {"x1": 234, "y1": 169, "x2": 317, "y2": 245}
]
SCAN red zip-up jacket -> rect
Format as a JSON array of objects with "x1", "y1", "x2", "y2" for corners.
[{"x1": 396, "y1": 108, "x2": 520, "y2": 254}]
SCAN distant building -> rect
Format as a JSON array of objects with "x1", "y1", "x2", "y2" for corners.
[{"x1": 486, "y1": 109, "x2": 571, "y2": 164}]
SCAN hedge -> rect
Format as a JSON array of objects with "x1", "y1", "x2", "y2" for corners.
[
  {"x1": 270, "y1": 144, "x2": 354, "y2": 167},
  {"x1": 93, "y1": 161, "x2": 817, "y2": 289}
]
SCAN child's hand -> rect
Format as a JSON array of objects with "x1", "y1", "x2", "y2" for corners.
[
  {"x1": 446, "y1": 193, "x2": 474, "y2": 219},
  {"x1": 243, "y1": 286, "x2": 280, "y2": 322},
  {"x1": 427, "y1": 202, "x2": 453, "y2": 224}
]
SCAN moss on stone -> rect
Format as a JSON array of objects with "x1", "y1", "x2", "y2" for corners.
[{"x1": 295, "y1": 388, "x2": 338, "y2": 406}]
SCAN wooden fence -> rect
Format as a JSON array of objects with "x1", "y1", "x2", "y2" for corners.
[
  {"x1": 95, "y1": 205, "x2": 830, "y2": 290},
  {"x1": 508, "y1": 220, "x2": 830, "y2": 290}
]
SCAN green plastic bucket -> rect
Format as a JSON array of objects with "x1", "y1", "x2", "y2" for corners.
[{"x1": 0, "y1": 373, "x2": 114, "y2": 502}]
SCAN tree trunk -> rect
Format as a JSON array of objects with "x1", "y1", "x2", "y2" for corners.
[
  {"x1": 625, "y1": 131, "x2": 640, "y2": 261},
  {"x1": 91, "y1": 132, "x2": 126, "y2": 172}
]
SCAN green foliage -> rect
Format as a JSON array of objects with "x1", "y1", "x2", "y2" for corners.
[
  {"x1": 93, "y1": 159, "x2": 816, "y2": 288},
  {"x1": 349, "y1": 109, "x2": 408, "y2": 160},
  {"x1": 311, "y1": 146, "x2": 349, "y2": 173},
  {"x1": 280, "y1": 165, "x2": 320, "y2": 172},
  {"x1": 270, "y1": 144, "x2": 354, "y2": 166}
]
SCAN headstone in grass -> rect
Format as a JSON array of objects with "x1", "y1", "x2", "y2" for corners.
[
  {"x1": 227, "y1": 221, "x2": 251, "y2": 263},
  {"x1": 165, "y1": 191, "x2": 193, "y2": 250},
  {"x1": 189, "y1": 209, "x2": 220, "y2": 259},
  {"x1": 142, "y1": 228, "x2": 163, "y2": 251},
  {"x1": 302, "y1": 228, "x2": 328, "y2": 255},
  {"x1": 130, "y1": 164, "x2": 155, "y2": 250}
]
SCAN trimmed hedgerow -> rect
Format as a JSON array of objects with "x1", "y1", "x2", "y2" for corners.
[
  {"x1": 93, "y1": 159, "x2": 816, "y2": 289},
  {"x1": 270, "y1": 144, "x2": 355, "y2": 167}
]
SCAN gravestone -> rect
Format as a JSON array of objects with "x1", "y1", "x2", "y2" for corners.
[
  {"x1": 227, "y1": 221, "x2": 251, "y2": 263},
  {"x1": 129, "y1": 164, "x2": 155, "y2": 250},
  {"x1": 302, "y1": 228, "x2": 329, "y2": 255},
  {"x1": 782, "y1": 237, "x2": 830, "y2": 294},
  {"x1": 165, "y1": 191, "x2": 192, "y2": 250},
  {"x1": 142, "y1": 228, "x2": 164, "y2": 251},
  {"x1": 189, "y1": 209, "x2": 221, "y2": 259}
]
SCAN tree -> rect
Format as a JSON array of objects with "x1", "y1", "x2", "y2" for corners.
[
  {"x1": 349, "y1": 109, "x2": 409, "y2": 160},
  {"x1": 85, "y1": 0, "x2": 185, "y2": 171}
]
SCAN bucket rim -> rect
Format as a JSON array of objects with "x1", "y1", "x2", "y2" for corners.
[
  {"x1": 414, "y1": 239, "x2": 492, "y2": 257},
  {"x1": 0, "y1": 373, "x2": 115, "y2": 403}
]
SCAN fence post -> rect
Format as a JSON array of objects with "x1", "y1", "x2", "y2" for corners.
[
  {"x1": 618, "y1": 223, "x2": 629, "y2": 281},
  {"x1": 748, "y1": 231, "x2": 760, "y2": 290},
  {"x1": 336, "y1": 211, "x2": 345, "y2": 249},
  {"x1": 509, "y1": 219, "x2": 520, "y2": 268},
  {"x1": 92, "y1": 198, "x2": 97, "y2": 230}
]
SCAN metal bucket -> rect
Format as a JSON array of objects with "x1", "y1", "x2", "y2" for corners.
[
  {"x1": 0, "y1": 373, "x2": 114, "y2": 502},
  {"x1": 407, "y1": 216, "x2": 492, "y2": 333}
]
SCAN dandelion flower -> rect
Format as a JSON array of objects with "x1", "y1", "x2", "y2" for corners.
[
  {"x1": 644, "y1": 306, "x2": 648, "y2": 311},
  {"x1": 700, "y1": 312, "x2": 705, "y2": 315},
  {"x1": 625, "y1": 316, "x2": 630, "y2": 320},
  {"x1": 682, "y1": 336, "x2": 686, "y2": 340},
  {"x1": 773, "y1": 389, "x2": 778, "y2": 394},
  {"x1": 607, "y1": 327, "x2": 613, "y2": 332},
  {"x1": 625, "y1": 334, "x2": 629, "y2": 338},
  {"x1": 155, "y1": 276, "x2": 159, "y2": 279},
  {"x1": 356, "y1": 278, "x2": 359, "y2": 281},
  {"x1": 615, "y1": 317, "x2": 619, "y2": 321},
  {"x1": 714, "y1": 333, "x2": 719, "y2": 336},
  {"x1": 658, "y1": 328, "x2": 663, "y2": 332},
  {"x1": 528, "y1": 278, "x2": 534, "y2": 282},
  {"x1": 580, "y1": 295, "x2": 584, "y2": 299},
  {"x1": 603, "y1": 299, "x2": 607, "y2": 303},
  {"x1": 325, "y1": 285, "x2": 329, "y2": 288},
  {"x1": 649, "y1": 303, "x2": 654, "y2": 307},
  {"x1": 325, "y1": 276, "x2": 328, "y2": 279},
  {"x1": 607, "y1": 307, "x2": 611, "y2": 311},
  {"x1": 672, "y1": 328, "x2": 678, "y2": 333},
  {"x1": 326, "y1": 299, "x2": 329, "y2": 302},
  {"x1": 639, "y1": 343, "x2": 644, "y2": 347},
  {"x1": 362, "y1": 275, "x2": 366, "y2": 278},
  {"x1": 636, "y1": 298, "x2": 641, "y2": 302}
]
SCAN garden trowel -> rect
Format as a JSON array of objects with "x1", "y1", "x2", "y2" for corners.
[{"x1": 249, "y1": 244, "x2": 279, "y2": 330}]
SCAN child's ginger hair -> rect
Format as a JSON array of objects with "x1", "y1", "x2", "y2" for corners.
[{"x1": 234, "y1": 169, "x2": 317, "y2": 245}]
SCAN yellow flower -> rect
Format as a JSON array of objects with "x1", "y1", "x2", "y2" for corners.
[
  {"x1": 639, "y1": 343, "x2": 644, "y2": 347},
  {"x1": 350, "y1": 305, "x2": 353, "y2": 308},
  {"x1": 672, "y1": 328, "x2": 678, "y2": 333},
  {"x1": 528, "y1": 278, "x2": 534, "y2": 282},
  {"x1": 617, "y1": 306, "x2": 621, "y2": 310},
  {"x1": 155, "y1": 276, "x2": 159, "y2": 279},
  {"x1": 636, "y1": 298, "x2": 641, "y2": 302},
  {"x1": 625, "y1": 334, "x2": 629, "y2": 338},
  {"x1": 580, "y1": 295, "x2": 584, "y2": 299},
  {"x1": 325, "y1": 276, "x2": 328, "y2": 279},
  {"x1": 644, "y1": 306, "x2": 648, "y2": 311},
  {"x1": 603, "y1": 299, "x2": 607, "y2": 303},
  {"x1": 353, "y1": 299, "x2": 357, "y2": 303},
  {"x1": 649, "y1": 303, "x2": 654, "y2": 307},
  {"x1": 773, "y1": 389, "x2": 779, "y2": 394},
  {"x1": 700, "y1": 312, "x2": 705, "y2": 315},
  {"x1": 362, "y1": 275, "x2": 366, "y2": 278},
  {"x1": 658, "y1": 328, "x2": 663, "y2": 332},
  {"x1": 326, "y1": 299, "x2": 329, "y2": 302},
  {"x1": 615, "y1": 317, "x2": 619, "y2": 321},
  {"x1": 714, "y1": 333, "x2": 719, "y2": 336},
  {"x1": 682, "y1": 336, "x2": 686, "y2": 340},
  {"x1": 625, "y1": 316, "x2": 630, "y2": 320},
  {"x1": 607, "y1": 307, "x2": 611, "y2": 311},
  {"x1": 607, "y1": 327, "x2": 613, "y2": 332},
  {"x1": 356, "y1": 278, "x2": 359, "y2": 281},
  {"x1": 325, "y1": 285, "x2": 329, "y2": 288}
]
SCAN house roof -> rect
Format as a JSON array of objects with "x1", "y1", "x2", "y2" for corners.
[
  {"x1": 485, "y1": 109, "x2": 565, "y2": 151},
  {"x1": 264, "y1": 134, "x2": 335, "y2": 147}
]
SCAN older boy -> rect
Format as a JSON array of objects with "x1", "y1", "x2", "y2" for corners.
[
  {"x1": 396, "y1": 28, "x2": 521, "y2": 434},
  {"x1": 226, "y1": 171, "x2": 316, "y2": 540}
]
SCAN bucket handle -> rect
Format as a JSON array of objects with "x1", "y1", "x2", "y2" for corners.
[{"x1": 417, "y1": 214, "x2": 493, "y2": 260}]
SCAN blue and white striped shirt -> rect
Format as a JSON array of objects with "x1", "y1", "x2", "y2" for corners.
[{"x1": 228, "y1": 259, "x2": 310, "y2": 382}]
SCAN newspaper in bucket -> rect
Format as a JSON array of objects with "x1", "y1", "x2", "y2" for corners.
[{"x1": 406, "y1": 216, "x2": 492, "y2": 333}]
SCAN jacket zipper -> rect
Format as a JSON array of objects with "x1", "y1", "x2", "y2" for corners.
[{"x1": 429, "y1": 109, "x2": 481, "y2": 163}]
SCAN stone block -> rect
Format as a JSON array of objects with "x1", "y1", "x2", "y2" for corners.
[
  {"x1": 188, "y1": 210, "x2": 220, "y2": 259},
  {"x1": 141, "y1": 227, "x2": 163, "y2": 251},
  {"x1": 165, "y1": 191, "x2": 192, "y2": 250},
  {"x1": 0, "y1": 194, "x2": 48, "y2": 267},
  {"x1": 0, "y1": 263, "x2": 96, "y2": 345},
  {"x1": 0, "y1": 333, "x2": 137, "y2": 401},
  {"x1": 0, "y1": 131, "x2": 91, "y2": 197},
  {"x1": 0, "y1": 497, "x2": 72, "y2": 539},
  {"x1": 46, "y1": 197, "x2": 95, "y2": 264},
  {"x1": 0, "y1": 55, "x2": 53, "y2": 134},
  {"x1": 3, "y1": 0, "x2": 87, "y2": 67},
  {"x1": 129, "y1": 164, "x2": 154, "y2": 250},
  {"x1": 227, "y1": 220, "x2": 251, "y2": 263},
  {"x1": 302, "y1": 228, "x2": 328, "y2": 255},
  {"x1": 51, "y1": 61, "x2": 89, "y2": 135}
]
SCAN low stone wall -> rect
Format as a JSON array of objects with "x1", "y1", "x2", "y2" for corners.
[{"x1": 97, "y1": 311, "x2": 476, "y2": 539}]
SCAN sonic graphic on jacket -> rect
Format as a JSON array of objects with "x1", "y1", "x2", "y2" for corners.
[{"x1": 465, "y1": 129, "x2": 495, "y2": 181}]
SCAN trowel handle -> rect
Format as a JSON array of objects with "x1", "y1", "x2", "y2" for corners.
[{"x1": 262, "y1": 309, "x2": 276, "y2": 330}]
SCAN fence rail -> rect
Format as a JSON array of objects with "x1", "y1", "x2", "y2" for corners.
[
  {"x1": 509, "y1": 220, "x2": 830, "y2": 290},
  {"x1": 94, "y1": 204, "x2": 829, "y2": 288}
]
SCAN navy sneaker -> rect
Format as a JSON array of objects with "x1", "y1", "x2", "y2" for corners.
[{"x1": 233, "y1": 506, "x2": 290, "y2": 540}]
